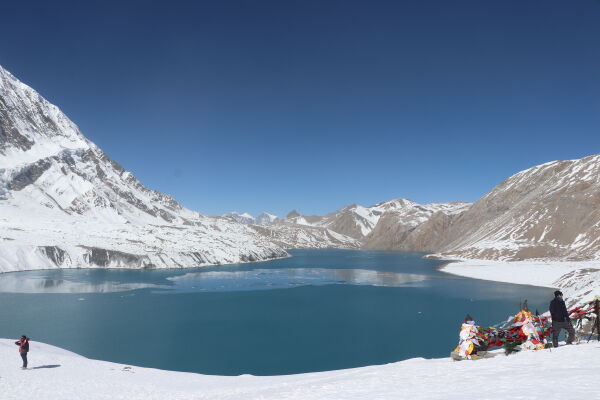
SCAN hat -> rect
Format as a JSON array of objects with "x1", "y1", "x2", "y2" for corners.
[{"x1": 554, "y1": 290, "x2": 563, "y2": 297}]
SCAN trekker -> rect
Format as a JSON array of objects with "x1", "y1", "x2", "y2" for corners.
[
  {"x1": 15, "y1": 335, "x2": 29, "y2": 369},
  {"x1": 451, "y1": 314, "x2": 488, "y2": 360},
  {"x1": 549, "y1": 291, "x2": 575, "y2": 347}
]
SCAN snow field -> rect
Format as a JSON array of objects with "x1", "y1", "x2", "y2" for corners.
[{"x1": 1, "y1": 339, "x2": 599, "y2": 399}]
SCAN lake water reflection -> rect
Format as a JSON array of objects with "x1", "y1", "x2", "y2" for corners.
[{"x1": 0, "y1": 249, "x2": 553, "y2": 375}]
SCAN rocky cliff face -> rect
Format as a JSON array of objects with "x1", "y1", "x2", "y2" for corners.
[
  {"x1": 0, "y1": 65, "x2": 287, "y2": 272},
  {"x1": 435, "y1": 155, "x2": 600, "y2": 261}
]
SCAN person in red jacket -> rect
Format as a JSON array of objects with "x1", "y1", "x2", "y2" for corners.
[{"x1": 15, "y1": 335, "x2": 29, "y2": 369}]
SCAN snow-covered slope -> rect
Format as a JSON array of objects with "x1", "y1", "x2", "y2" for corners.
[
  {"x1": 1, "y1": 338, "x2": 598, "y2": 400},
  {"x1": 222, "y1": 211, "x2": 361, "y2": 249},
  {"x1": 436, "y1": 154, "x2": 600, "y2": 261},
  {"x1": 249, "y1": 223, "x2": 361, "y2": 249},
  {"x1": 0, "y1": 65, "x2": 287, "y2": 272}
]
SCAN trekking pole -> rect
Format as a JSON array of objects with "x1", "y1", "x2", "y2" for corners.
[
  {"x1": 587, "y1": 317, "x2": 597, "y2": 343},
  {"x1": 587, "y1": 299, "x2": 600, "y2": 343},
  {"x1": 596, "y1": 299, "x2": 600, "y2": 342}
]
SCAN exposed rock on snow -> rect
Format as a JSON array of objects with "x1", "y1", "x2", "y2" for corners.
[
  {"x1": 0, "y1": 65, "x2": 287, "y2": 272},
  {"x1": 1, "y1": 338, "x2": 598, "y2": 400}
]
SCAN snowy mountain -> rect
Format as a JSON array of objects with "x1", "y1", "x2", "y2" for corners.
[
  {"x1": 255, "y1": 212, "x2": 279, "y2": 226},
  {"x1": 222, "y1": 212, "x2": 258, "y2": 225},
  {"x1": 4, "y1": 62, "x2": 600, "y2": 274},
  {"x1": 219, "y1": 200, "x2": 468, "y2": 251},
  {"x1": 435, "y1": 154, "x2": 600, "y2": 261},
  {"x1": 222, "y1": 211, "x2": 360, "y2": 249},
  {"x1": 360, "y1": 200, "x2": 471, "y2": 250},
  {"x1": 248, "y1": 223, "x2": 361, "y2": 249},
  {"x1": 222, "y1": 212, "x2": 280, "y2": 226},
  {"x1": 283, "y1": 199, "x2": 471, "y2": 248},
  {"x1": 0, "y1": 65, "x2": 287, "y2": 272}
]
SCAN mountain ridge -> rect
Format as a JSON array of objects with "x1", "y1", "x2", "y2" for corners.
[
  {"x1": 0, "y1": 65, "x2": 288, "y2": 272},
  {"x1": 3, "y1": 63, "x2": 600, "y2": 276}
]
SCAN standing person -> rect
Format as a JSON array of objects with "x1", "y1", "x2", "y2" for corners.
[
  {"x1": 549, "y1": 291, "x2": 575, "y2": 347},
  {"x1": 15, "y1": 335, "x2": 29, "y2": 369}
]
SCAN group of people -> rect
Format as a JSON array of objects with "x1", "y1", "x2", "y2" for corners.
[{"x1": 454, "y1": 290, "x2": 578, "y2": 359}]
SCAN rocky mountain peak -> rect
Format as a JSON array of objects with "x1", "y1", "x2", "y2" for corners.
[
  {"x1": 286, "y1": 210, "x2": 300, "y2": 219},
  {"x1": 0, "y1": 66, "x2": 89, "y2": 159}
]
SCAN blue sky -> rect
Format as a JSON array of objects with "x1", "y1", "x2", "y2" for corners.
[{"x1": 1, "y1": 0, "x2": 599, "y2": 216}]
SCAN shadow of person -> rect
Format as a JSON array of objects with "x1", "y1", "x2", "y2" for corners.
[{"x1": 31, "y1": 365, "x2": 61, "y2": 369}]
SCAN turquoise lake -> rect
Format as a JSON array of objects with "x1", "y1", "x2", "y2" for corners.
[{"x1": 0, "y1": 249, "x2": 552, "y2": 375}]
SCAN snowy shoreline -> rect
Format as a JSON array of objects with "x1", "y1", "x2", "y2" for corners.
[
  {"x1": 1, "y1": 338, "x2": 599, "y2": 400},
  {"x1": 439, "y1": 258, "x2": 600, "y2": 304},
  {"x1": 0, "y1": 247, "x2": 291, "y2": 275}
]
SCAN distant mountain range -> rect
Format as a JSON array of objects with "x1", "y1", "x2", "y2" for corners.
[
  {"x1": 225, "y1": 157, "x2": 600, "y2": 261},
  {"x1": 2, "y1": 63, "x2": 600, "y2": 275},
  {"x1": 223, "y1": 199, "x2": 470, "y2": 252},
  {"x1": 223, "y1": 212, "x2": 280, "y2": 226}
]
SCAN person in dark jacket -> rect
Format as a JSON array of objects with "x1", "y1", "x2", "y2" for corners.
[
  {"x1": 15, "y1": 335, "x2": 29, "y2": 369},
  {"x1": 549, "y1": 291, "x2": 575, "y2": 347}
]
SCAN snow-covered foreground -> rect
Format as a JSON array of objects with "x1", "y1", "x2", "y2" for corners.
[
  {"x1": 1, "y1": 339, "x2": 599, "y2": 400},
  {"x1": 441, "y1": 259, "x2": 600, "y2": 304}
]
